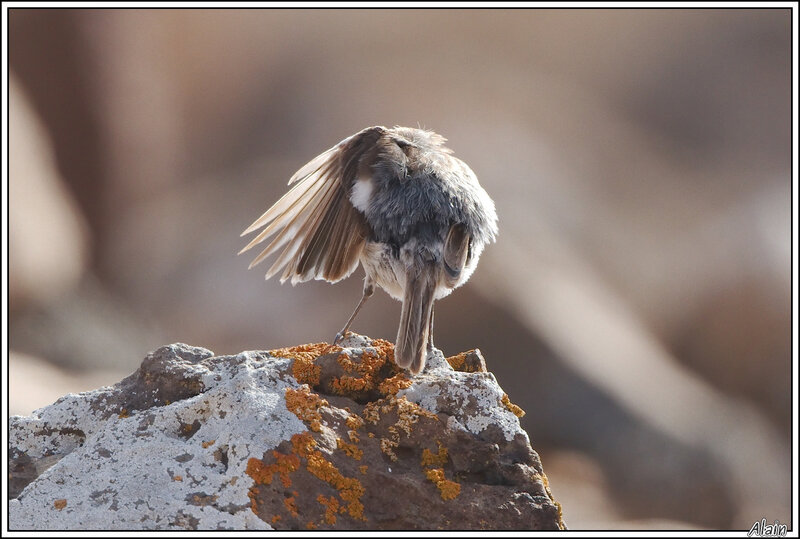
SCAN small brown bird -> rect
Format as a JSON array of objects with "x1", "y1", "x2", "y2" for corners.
[{"x1": 240, "y1": 126, "x2": 498, "y2": 374}]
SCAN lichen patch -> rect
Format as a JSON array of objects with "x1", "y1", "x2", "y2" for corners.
[
  {"x1": 424, "y1": 468, "x2": 461, "y2": 501},
  {"x1": 501, "y1": 393, "x2": 526, "y2": 418},
  {"x1": 336, "y1": 438, "x2": 363, "y2": 461},
  {"x1": 420, "y1": 442, "x2": 449, "y2": 468},
  {"x1": 284, "y1": 386, "x2": 328, "y2": 432},
  {"x1": 270, "y1": 342, "x2": 339, "y2": 386}
]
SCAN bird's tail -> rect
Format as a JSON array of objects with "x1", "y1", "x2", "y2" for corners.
[{"x1": 395, "y1": 262, "x2": 437, "y2": 374}]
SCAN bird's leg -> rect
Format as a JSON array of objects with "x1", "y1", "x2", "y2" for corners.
[
  {"x1": 426, "y1": 306, "x2": 436, "y2": 354},
  {"x1": 333, "y1": 275, "x2": 375, "y2": 345}
]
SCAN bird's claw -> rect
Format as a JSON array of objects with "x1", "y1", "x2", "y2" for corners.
[{"x1": 333, "y1": 331, "x2": 346, "y2": 346}]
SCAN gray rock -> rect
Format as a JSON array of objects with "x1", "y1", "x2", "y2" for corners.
[{"x1": 9, "y1": 336, "x2": 564, "y2": 530}]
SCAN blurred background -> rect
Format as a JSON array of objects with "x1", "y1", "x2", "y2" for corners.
[{"x1": 7, "y1": 8, "x2": 793, "y2": 530}]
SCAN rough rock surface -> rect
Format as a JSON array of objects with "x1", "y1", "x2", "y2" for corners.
[{"x1": 9, "y1": 335, "x2": 564, "y2": 530}]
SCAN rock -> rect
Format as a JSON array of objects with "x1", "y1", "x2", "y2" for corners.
[{"x1": 9, "y1": 335, "x2": 564, "y2": 530}]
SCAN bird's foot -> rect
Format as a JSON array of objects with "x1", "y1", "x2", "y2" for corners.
[{"x1": 334, "y1": 330, "x2": 357, "y2": 346}]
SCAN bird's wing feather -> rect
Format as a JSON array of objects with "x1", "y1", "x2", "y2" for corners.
[
  {"x1": 240, "y1": 126, "x2": 385, "y2": 284},
  {"x1": 442, "y1": 223, "x2": 471, "y2": 287}
]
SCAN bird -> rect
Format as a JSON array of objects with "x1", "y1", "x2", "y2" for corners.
[{"x1": 239, "y1": 126, "x2": 498, "y2": 374}]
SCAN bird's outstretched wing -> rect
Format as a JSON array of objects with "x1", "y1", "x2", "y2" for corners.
[{"x1": 239, "y1": 126, "x2": 385, "y2": 284}]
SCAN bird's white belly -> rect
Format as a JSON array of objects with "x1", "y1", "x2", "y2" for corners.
[
  {"x1": 360, "y1": 243, "x2": 406, "y2": 300},
  {"x1": 360, "y1": 242, "x2": 460, "y2": 302}
]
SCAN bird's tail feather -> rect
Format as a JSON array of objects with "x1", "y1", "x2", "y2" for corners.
[{"x1": 395, "y1": 263, "x2": 437, "y2": 374}]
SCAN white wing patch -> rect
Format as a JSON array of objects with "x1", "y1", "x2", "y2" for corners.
[{"x1": 350, "y1": 176, "x2": 373, "y2": 213}]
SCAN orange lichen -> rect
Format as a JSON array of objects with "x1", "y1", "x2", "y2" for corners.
[
  {"x1": 346, "y1": 414, "x2": 364, "y2": 430},
  {"x1": 337, "y1": 342, "x2": 389, "y2": 376},
  {"x1": 271, "y1": 342, "x2": 337, "y2": 386},
  {"x1": 271, "y1": 514, "x2": 281, "y2": 524},
  {"x1": 285, "y1": 386, "x2": 328, "y2": 432},
  {"x1": 290, "y1": 432, "x2": 366, "y2": 522},
  {"x1": 439, "y1": 480, "x2": 461, "y2": 501},
  {"x1": 245, "y1": 435, "x2": 315, "y2": 517},
  {"x1": 445, "y1": 350, "x2": 486, "y2": 372},
  {"x1": 337, "y1": 438, "x2": 363, "y2": 461},
  {"x1": 336, "y1": 352, "x2": 358, "y2": 371},
  {"x1": 284, "y1": 495, "x2": 299, "y2": 517},
  {"x1": 270, "y1": 342, "x2": 337, "y2": 359},
  {"x1": 270, "y1": 338, "x2": 405, "y2": 401},
  {"x1": 380, "y1": 438, "x2": 398, "y2": 461},
  {"x1": 118, "y1": 409, "x2": 130, "y2": 419},
  {"x1": 306, "y1": 452, "x2": 365, "y2": 520},
  {"x1": 424, "y1": 468, "x2": 461, "y2": 501},
  {"x1": 293, "y1": 359, "x2": 322, "y2": 386},
  {"x1": 501, "y1": 393, "x2": 526, "y2": 418},
  {"x1": 394, "y1": 396, "x2": 438, "y2": 433},
  {"x1": 250, "y1": 338, "x2": 458, "y2": 525},
  {"x1": 538, "y1": 471, "x2": 549, "y2": 489},
  {"x1": 201, "y1": 439, "x2": 215, "y2": 448},
  {"x1": 364, "y1": 395, "x2": 438, "y2": 461},
  {"x1": 173, "y1": 475, "x2": 183, "y2": 482},
  {"x1": 328, "y1": 339, "x2": 404, "y2": 399},
  {"x1": 53, "y1": 499, "x2": 67, "y2": 511},
  {"x1": 424, "y1": 468, "x2": 444, "y2": 482},
  {"x1": 421, "y1": 442, "x2": 449, "y2": 468},
  {"x1": 378, "y1": 373, "x2": 412, "y2": 395},
  {"x1": 421, "y1": 441, "x2": 459, "y2": 500},
  {"x1": 290, "y1": 431, "x2": 316, "y2": 454},
  {"x1": 337, "y1": 482, "x2": 366, "y2": 521},
  {"x1": 317, "y1": 494, "x2": 339, "y2": 525},
  {"x1": 536, "y1": 470, "x2": 565, "y2": 529},
  {"x1": 370, "y1": 338, "x2": 397, "y2": 360},
  {"x1": 246, "y1": 450, "x2": 301, "y2": 488},
  {"x1": 363, "y1": 394, "x2": 435, "y2": 426},
  {"x1": 445, "y1": 351, "x2": 467, "y2": 371},
  {"x1": 331, "y1": 375, "x2": 369, "y2": 395},
  {"x1": 555, "y1": 499, "x2": 565, "y2": 529},
  {"x1": 362, "y1": 403, "x2": 381, "y2": 424},
  {"x1": 357, "y1": 346, "x2": 389, "y2": 375},
  {"x1": 306, "y1": 521, "x2": 318, "y2": 530},
  {"x1": 248, "y1": 487, "x2": 260, "y2": 515}
]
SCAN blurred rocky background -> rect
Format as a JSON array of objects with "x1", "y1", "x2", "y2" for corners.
[{"x1": 8, "y1": 8, "x2": 791, "y2": 530}]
